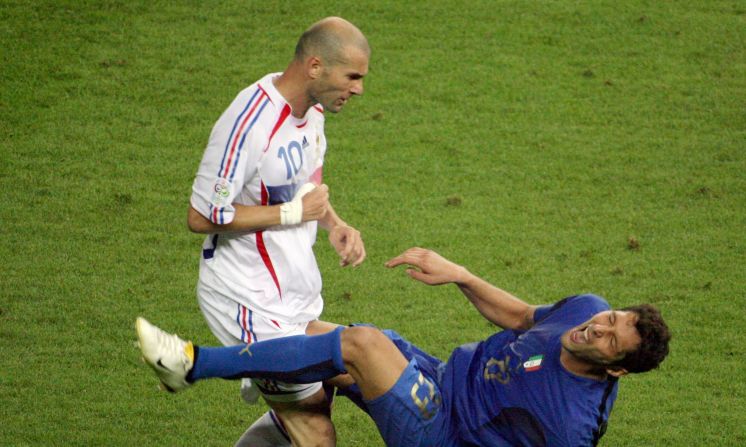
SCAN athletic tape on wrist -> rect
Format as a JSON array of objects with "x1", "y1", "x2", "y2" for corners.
[
  {"x1": 280, "y1": 183, "x2": 317, "y2": 226},
  {"x1": 280, "y1": 200, "x2": 302, "y2": 225}
]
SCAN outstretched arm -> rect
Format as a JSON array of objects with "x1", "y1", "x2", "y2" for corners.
[{"x1": 385, "y1": 247, "x2": 537, "y2": 331}]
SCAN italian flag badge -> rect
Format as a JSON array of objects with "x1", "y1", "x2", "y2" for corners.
[{"x1": 523, "y1": 355, "x2": 543, "y2": 372}]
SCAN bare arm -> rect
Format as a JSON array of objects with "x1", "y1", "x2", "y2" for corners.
[
  {"x1": 187, "y1": 184, "x2": 331, "y2": 234},
  {"x1": 455, "y1": 271, "x2": 537, "y2": 331},
  {"x1": 318, "y1": 202, "x2": 345, "y2": 232},
  {"x1": 319, "y1": 202, "x2": 366, "y2": 267},
  {"x1": 385, "y1": 248, "x2": 537, "y2": 331},
  {"x1": 188, "y1": 183, "x2": 366, "y2": 266},
  {"x1": 187, "y1": 204, "x2": 280, "y2": 234}
]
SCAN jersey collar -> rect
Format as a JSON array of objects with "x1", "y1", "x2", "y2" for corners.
[{"x1": 258, "y1": 72, "x2": 323, "y2": 124}]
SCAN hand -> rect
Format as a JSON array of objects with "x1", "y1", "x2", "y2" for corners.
[
  {"x1": 329, "y1": 224, "x2": 366, "y2": 267},
  {"x1": 385, "y1": 247, "x2": 467, "y2": 285},
  {"x1": 301, "y1": 184, "x2": 329, "y2": 222}
]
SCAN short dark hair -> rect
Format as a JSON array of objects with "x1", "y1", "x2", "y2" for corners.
[
  {"x1": 294, "y1": 17, "x2": 370, "y2": 66},
  {"x1": 295, "y1": 24, "x2": 344, "y2": 65},
  {"x1": 615, "y1": 304, "x2": 671, "y2": 373}
]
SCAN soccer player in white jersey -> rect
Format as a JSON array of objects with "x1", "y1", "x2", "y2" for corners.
[{"x1": 186, "y1": 17, "x2": 369, "y2": 447}]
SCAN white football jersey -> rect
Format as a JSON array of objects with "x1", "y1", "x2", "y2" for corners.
[{"x1": 191, "y1": 73, "x2": 327, "y2": 324}]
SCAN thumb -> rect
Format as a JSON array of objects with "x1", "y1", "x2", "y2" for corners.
[
  {"x1": 406, "y1": 269, "x2": 429, "y2": 283},
  {"x1": 385, "y1": 257, "x2": 403, "y2": 268},
  {"x1": 294, "y1": 183, "x2": 317, "y2": 200}
]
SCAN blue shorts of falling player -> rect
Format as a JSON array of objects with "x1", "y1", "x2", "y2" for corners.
[{"x1": 337, "y1": 326, "x2": 458, "y2": 447}]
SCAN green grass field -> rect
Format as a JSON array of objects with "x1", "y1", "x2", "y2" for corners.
[{"x1": 1, "y1": 0, "x2": 744, "y2": 445}]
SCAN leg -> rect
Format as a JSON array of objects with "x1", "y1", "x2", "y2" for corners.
[
  {"x1": 234, "y1": 410, "x2": 291, "y2": 447},
  {"x1": 307, "y1": 320, "x2": 410, "y2": 398},
  {"x1": 250, "y1": 325, "x2": 435, "y2": 447},
  {"x1": 251, "y1": 326, "x2": 410, "y2": 446},
  {"x1": 196, "y1": 280, "x2": 337, "y2": 447},
  {"x1": 138, "y1": 318, "x2": 407, "y2": 400},
  {"x1": 238, "y1": 321, "x2": 351, "y2": 447},
  {"x1": 266, "y1": 389, "x2": 335, "y2": 447},
  {"x1": 306, "y1": 320, "x2": 356, "y2": 389},
  {"x1": 232, "y1": 386, "x2": 333, "y2": 447},
  {"x1": 255, "y1": 321, "x2": 338, "y2": 446},
  {"x1": 266, "y1": 321, "x2": 411, "y2": 400},
  {"x1": 138, "y1": 319, "x2": 441, "y2": 447},
  {"x1": 338, "y1": 326, "x2": 409, "y2": 400}
]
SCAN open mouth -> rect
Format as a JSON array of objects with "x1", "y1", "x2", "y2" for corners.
[{"x1": 571, "y1": 325, "x2": 590, "y2": 344}]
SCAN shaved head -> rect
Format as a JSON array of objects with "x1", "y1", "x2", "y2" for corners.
[{"x1": 294, "y1": 17, "x2": 370, "y2": 66}]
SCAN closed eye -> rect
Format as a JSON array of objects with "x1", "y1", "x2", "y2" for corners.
[{"x1": 610, "y1": 312, "x2": 618, "y2": 352}]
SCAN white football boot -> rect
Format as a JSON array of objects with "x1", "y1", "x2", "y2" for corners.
[{"x1": 136, "y1": 317, "x2": 194, "y2": 392}]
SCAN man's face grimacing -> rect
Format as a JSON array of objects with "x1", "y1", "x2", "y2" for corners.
[
  {"x1": 561, "y1": 310, "x2": 642, "y2": 369},
  {"x1": 310, "y1": 46, "x2": 368, "y2": 113}
]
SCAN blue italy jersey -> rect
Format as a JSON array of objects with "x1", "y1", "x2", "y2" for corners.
[{"x1": 441, "y1": 294, "x2": 618, "y2": 446}]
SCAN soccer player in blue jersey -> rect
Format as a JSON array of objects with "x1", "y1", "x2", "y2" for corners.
[{"x1": 137, "y1": 247, "x2": 671, "y2": 446}]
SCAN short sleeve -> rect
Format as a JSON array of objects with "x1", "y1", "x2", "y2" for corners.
[
  {"x1": 533, "y1": 294, "x2": 610, "y2": 325},
  {"x1": 532, "y1": 304, "x2": 557, "y2": 324},
  {"x1": 190, "y1": 91, "x2": 269, "y2": 225}
]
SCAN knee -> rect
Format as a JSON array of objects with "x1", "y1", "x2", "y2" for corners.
[{"x1": 340, "y1": 326, "x2": 388, "y2": 365}]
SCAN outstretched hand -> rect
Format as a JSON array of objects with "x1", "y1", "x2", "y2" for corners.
[{"x1": 385, "y1": 247, "x2": 467, "y2": 285}]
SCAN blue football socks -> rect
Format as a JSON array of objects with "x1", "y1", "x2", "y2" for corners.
[{"x1": 187, "y1": 326, "x2": 346, "y2": 383}]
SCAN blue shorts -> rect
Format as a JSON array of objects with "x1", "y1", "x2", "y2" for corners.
[{"x1": 339, "y1": 328, "x2": 451, "y2": 447}]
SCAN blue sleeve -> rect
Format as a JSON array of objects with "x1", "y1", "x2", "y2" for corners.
[
  {"x1": 532, "y1": 304, "x2": 555, "y2": 324},
  {"x1": 532, "y1": 295, "x2": 577, "y2": 323},
  {"x1": 532, "y1": 294, "x2": 610, "y2": 324}
]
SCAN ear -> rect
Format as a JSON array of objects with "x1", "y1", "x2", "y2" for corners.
[
  {"x1": 606, "y1": 366, "x2": 629, "y2": 378},
  {"x1": 307, "y1": 56, "x2": 323, "y2": 80}
]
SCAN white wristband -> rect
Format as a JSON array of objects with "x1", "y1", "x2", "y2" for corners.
[
  {"x1": 280, "y1": 183, "x2": 317, "y2": 226},
  {"x1": 280, "y1": 200, "x2": 303, "y2": 225}
]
